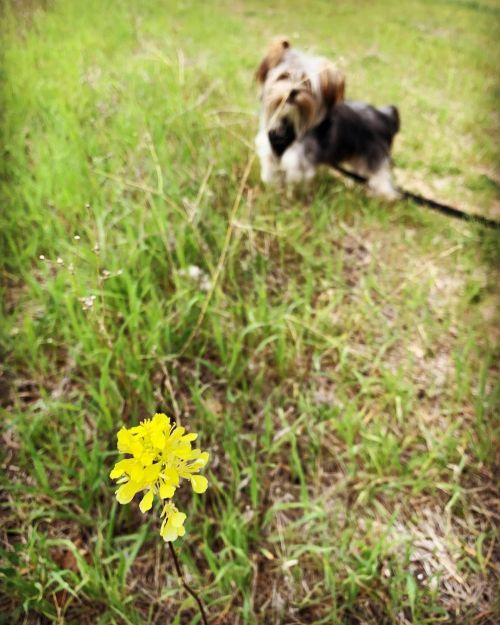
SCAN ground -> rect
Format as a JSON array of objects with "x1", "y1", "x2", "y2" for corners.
[{"x1": 0, "y1": 1, "x2": 499, "y2": 624}]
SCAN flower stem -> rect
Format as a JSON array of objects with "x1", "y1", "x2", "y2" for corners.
[{"x1": 168, "y1": 541, "x2": 209, "y2": 625}]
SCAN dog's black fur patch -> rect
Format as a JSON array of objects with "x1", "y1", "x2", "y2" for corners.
[
  {"x1": 306, "y1": 101, "x2": 399, "y2": 172},
  {"x1": 268, "y1": 117, "x2": 297, "y2": 156},
  {"x1": 269, "y1": 101, "x2": 400, "y2": 174}
]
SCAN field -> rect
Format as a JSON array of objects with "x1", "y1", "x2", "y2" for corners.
[{"x1": 1, "y1": 0, "x2": 499, "y2": 623}]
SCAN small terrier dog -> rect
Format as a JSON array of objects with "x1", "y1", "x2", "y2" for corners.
[
  {"x1": 255, "y1": 37, "x2": 345, "y2": 185},
  {"x1": 255, "y1": 38, "x2": 400, "y2": 199}
]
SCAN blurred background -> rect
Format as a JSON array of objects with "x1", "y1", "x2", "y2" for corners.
[{"x1": 1, "y1": 1, "x2": 499, "y2": 624}]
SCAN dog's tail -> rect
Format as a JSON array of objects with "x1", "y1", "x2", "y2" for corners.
[{"x1": 379, "y1": 105, "x2": 400, "y2": 135}]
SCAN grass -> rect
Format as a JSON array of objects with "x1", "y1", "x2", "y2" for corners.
[{"x1": 1, "y1": 0, "x2": 499, "y2": 623}]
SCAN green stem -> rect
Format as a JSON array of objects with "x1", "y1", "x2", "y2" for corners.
[{"x1": 168, "y1": 541, "x2": 209, "y2": 625}]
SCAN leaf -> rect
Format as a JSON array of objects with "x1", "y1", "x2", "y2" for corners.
[{"x1": 406, "y1": 573, "x2": 417, "y2": 615}]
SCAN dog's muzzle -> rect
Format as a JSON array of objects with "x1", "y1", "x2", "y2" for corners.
[{"x1": 268, "y1": 118, "x2": 296, "y2": 157}]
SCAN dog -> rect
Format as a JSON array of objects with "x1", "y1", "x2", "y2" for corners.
[
  {"x1": 273, "y1": 100, "x2": 401, "y2": 199},
  {"x1": 254, "y1": 37, "x2": 345, "y2": 185}
]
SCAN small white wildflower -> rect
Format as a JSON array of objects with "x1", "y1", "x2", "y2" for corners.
[
  {"x1": 187, "y1": 265, "x2": 202, "y2": 279},
  {"x1": 178, "y1": 265, "x2": 211, "y2": 291},
  {"x1": 200, "y1": 276, "x2": 212, "y2": 292},
  {"x1": 79, "y1": 295, "x2": 96, "y2": 310}
]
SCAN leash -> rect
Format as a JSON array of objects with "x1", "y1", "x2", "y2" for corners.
[{"x1": 332, "y1": 165, "x2": 500, "y2": 230}]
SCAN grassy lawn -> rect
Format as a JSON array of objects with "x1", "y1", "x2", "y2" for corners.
[{"x1": 1, "y1": 1, "x2": 499, "y2": 623}]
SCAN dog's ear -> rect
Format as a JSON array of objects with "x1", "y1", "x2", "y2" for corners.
[
  {"x1": 319, "y1": 64, "x2": 345, "y2": 109},
  {"x1": 255, "y1": 36, "x2": 290, "y2": 84}
]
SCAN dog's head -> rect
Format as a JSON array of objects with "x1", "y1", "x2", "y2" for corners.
[{"x1": 256, "y1": 37, "x2": 345, "y2": 155}]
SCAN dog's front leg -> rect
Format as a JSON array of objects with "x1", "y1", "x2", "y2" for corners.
[
  {"x1": 255, "y1": 130, "x2": 280, "y2": 184},
  {"x1": 281, "y1": 142, "x2": 316, "y2": 186}
]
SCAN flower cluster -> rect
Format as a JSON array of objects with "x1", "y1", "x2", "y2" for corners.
[{"x1": 110, "y1": 413, "x2": 209, "y2": 541}]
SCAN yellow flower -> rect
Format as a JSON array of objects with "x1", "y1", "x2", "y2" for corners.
[
  {"x1": 110, "y1": 413, "x2": 209, "y2": 541},
  {"x1": 160, "y1": 502, "x2": 187, "y2": 542}
]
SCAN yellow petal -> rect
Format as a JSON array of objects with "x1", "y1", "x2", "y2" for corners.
[
  {"x1": 116, "y1": 480, "x2": 141, "y2": 504},
  {"x1": 109, "y1": 458, "x2": 134, "y2": 479},
  {"x1": 168, "y1": 427, "x2": 185, "y2": 442},
  {"x1": 139, "y1": 489, "x2": 154, "y2": 513},
  {"x1": 182, "y1": 433, "x2": 198, "y2": 442},
  {"x1": 160, "y1": 517, "x2": 181, "y2": 542},
  {"x1": 196, "y1": 452, "x2": 209, "y2": 467},
  {"x1": 161, "y1": 525, "x2": 178, "y2": 542},
  {"x1": 163, "y1": 466, "x2": 180, "y2": 486},
  {"x1": 116, "y1": 428, "x2": 131, "y2": 452},
  {"x1": 159, "y1": 482, "x2": 176, "y2": 499},
  {"x1": 118, "y1": 429, "x2": 144, "y2": 457},
  {"x1": 152, "y1": 413, "x2": 170, "y2": 428},
  {"x1": 190, "y1": 475, "x2": 208, "y2": 493},
  {"x1": 150, "y1": 430, "x2": 166, "y2": 449},
  {"x1": 142, "y1": 463, "x2": 162, "y2": 484},
  {"x1": 171, "y1": 511, "x2": 186, "y2": 528},
  {"x1": 139, "y1": 451, "x2": 156, "y2": 466},
  {"x1": 129, "y1": 462, "x2": 146, "y2": 482},
  {"x1": 174, "y1": 445, "x2": 193, "y2": 460}
]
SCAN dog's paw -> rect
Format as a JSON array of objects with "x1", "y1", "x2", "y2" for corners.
[
  {"x1": 367, "y1": 172, "x2": 401, "y2": 201},
  {"x1": 367, "y1": 185, "x2": 401, "y2": 202},
  {"x1": 261, "y1": 166, "x2": 280, "y2": 185}
]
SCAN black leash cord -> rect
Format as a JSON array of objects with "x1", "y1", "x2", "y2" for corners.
[{"x1": 332, "y1": 165, "x2": 500, "y2": 230}]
